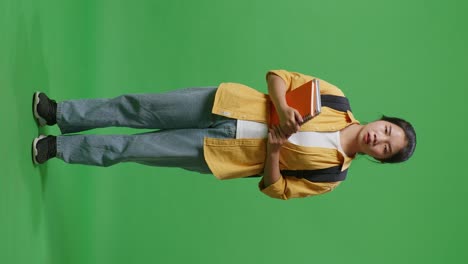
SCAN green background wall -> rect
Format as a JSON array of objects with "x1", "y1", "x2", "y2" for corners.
[{"x1": 1, "y1": 0, "x2": 467, "y2": 263}]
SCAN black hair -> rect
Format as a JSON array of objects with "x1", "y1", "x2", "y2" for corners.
[{"x1": 377, "y1": 115, "x2": 417, "y2": 163}]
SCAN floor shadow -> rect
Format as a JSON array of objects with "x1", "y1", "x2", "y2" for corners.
[{"x1": 10, "y1": 7, "x2": 50, "y2": 236}]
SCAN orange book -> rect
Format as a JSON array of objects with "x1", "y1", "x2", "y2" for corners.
[{"x1": 269, "y1": 79, "x2": 322, "y2": 126}]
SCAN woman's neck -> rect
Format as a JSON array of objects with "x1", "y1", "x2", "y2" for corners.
[{"x1": 340, "y1": 124, "x2": 363, "y2": 157}]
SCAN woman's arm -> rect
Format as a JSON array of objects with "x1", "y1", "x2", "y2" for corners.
[
  {"x1": 261, "y1": 126, "x2": 340, "y2": 199},
  {"x1": 261, "y1": 127, "x2": 340, "y2": 198},
  {"x1": 262, "y1": 126, "x2": 287, "y2": 187},
  {"x1": 267, "y1": 73, "x2": 303, "y2": 136}
]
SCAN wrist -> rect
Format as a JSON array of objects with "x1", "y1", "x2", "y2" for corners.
[
  {"x1": 278, "y1": 101, "x2": 289, "y2": 112},
  {"x1": 267, "y1": 148, "x2": 281, "y2": 157}
]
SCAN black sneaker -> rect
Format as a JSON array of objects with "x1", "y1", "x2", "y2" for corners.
[
  {"x1": 32, "y1": 135, "x2": 57, "y2": 165},
  {"x1": 33, "y1": 92, "x2": 57, "y2": 126}
]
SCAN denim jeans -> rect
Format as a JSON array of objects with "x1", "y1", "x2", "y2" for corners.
[{"x1": 55, "y1": 87, "x2": 236, "y2": 173}]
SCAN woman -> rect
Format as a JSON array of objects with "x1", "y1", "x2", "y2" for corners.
[{"x1": 32, "y1": 70, "x2": 417, "y2": 200}]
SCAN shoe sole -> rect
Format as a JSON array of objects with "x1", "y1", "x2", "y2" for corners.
[
  {"x1": 32, "y1": 135, "x2": 47, "y2": 165},
  {"x1": 33, "y1": 92, "x2": 47, "y2": 127}
]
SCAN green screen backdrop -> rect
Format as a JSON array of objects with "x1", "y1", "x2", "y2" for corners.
[{"x1": 1, "y1": 0, "x2": 467, "y2": 263}]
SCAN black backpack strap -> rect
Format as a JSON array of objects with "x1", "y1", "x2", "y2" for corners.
[
  {"x1": 321, "y1": 95, "x2": 352, "y2": 112},
  {"x1": 246, "y1": 167, "x2": 348, "y2": 182},
  {"x1": 280, "y1": 166, "x2": 348, "y2": 182}
]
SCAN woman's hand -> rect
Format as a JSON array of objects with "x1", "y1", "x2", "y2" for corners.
[
  {"x1": 277, "y1": 106, "x2": 303, "y2": 137},
  {"x1": 267, "y1": 125, "x2": 290, "y2": 154},
  {"x1": 266, "y1": 73, "x2": 303, "y2": 137}
]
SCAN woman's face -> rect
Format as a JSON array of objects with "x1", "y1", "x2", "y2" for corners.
[{"x1": 358, "y1": 120, "x2": 407, "y2": 160}]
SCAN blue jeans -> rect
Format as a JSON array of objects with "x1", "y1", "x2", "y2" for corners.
[{"x1": 55, "y1": 87, "x2": 236, "y2": 173}]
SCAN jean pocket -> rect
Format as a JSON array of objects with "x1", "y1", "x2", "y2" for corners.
[{"x1": 224, "y1": 121, "x2": 237, "y2": 138}]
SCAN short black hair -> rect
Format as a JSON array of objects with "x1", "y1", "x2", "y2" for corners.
[{"x1": 377, "y1": 115, "x2": 417, "y2": 163}]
